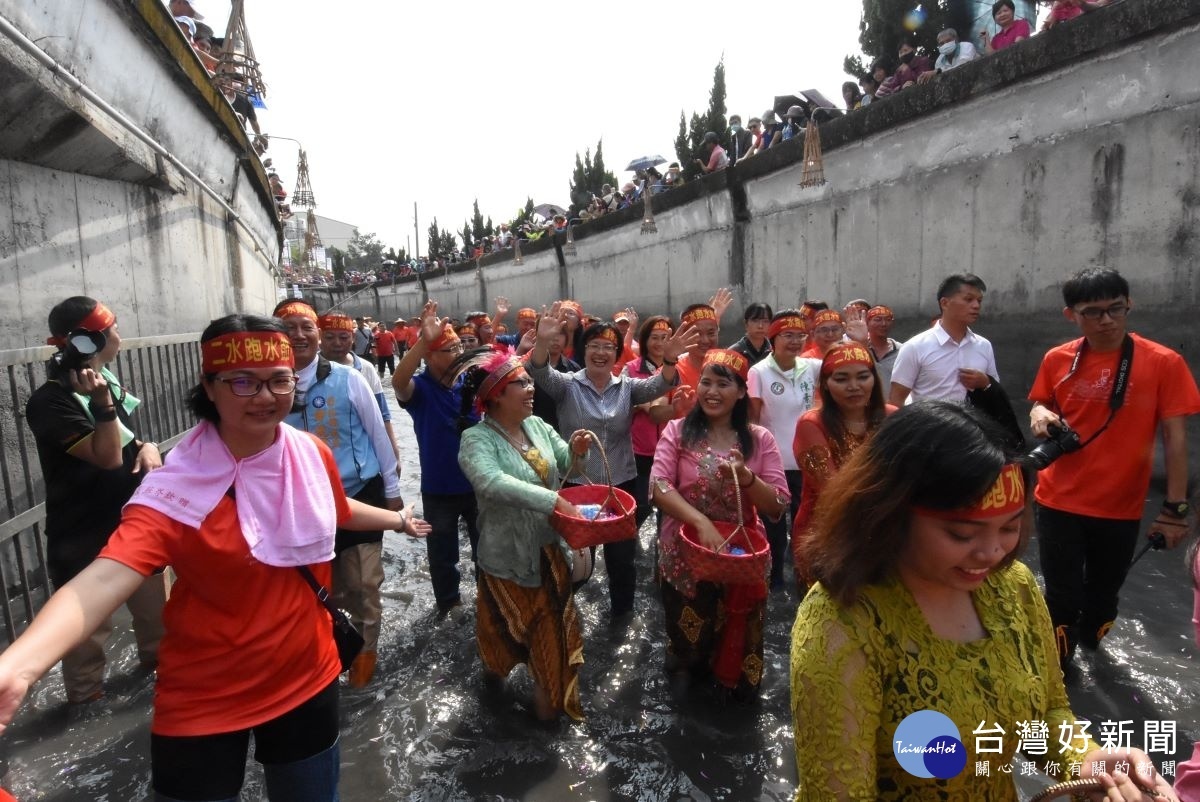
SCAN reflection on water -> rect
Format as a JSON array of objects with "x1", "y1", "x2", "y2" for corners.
[{"x1": 0, "y1": 400, "x2": 1195, "y2": 800}]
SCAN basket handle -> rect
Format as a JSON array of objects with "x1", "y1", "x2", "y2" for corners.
[
  {"x1": 714, "y1": 460, "x2": 747, "y2": 553},
  {"x1": 556, "y1": 431, "x2": 632, "y2": 518}
]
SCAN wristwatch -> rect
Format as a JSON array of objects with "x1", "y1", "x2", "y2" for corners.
[{"x1": 1161, "y1": 500, "x2": 1191, "y2": 518}]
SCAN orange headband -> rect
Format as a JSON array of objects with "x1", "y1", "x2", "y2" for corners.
[
  {"x1": 768, "y1": 315, "x2": 807, "y2": 341},
  {"x1": 466, "y1": 313, "x2": 489, "y2": 325},
  {"x1": 867, "y1": 305, "x2": 894, "y2": 321},
  {"x1": 651, "y1": 319, "x2": 673, "y2": 334},
  {"x1": 429, "y1": 323, "x2": 460, "y2": 351},
  {"x1": 517, "y1": 308, "x2": 537, "y2": 322},
  {"x1": 821, "y1": 343, "x2": 874, "y2": 377},
  {"x1": 48, "y1": 301, "x2": 115, "y2": 347},
  {"x1": 681, "y1": 306, "x2": 717, "y2": 326},
  {"x1": 560, "y1": 301, "x2": 583, "y2": 317},
  {"x1": 913, "y1": 464, "x2": 1026, "y2": 521},
  {"x1": 811, "y1": 310, "x2": 844, "y2": 329},
  {"x1": 319, "y1": 314, "x2": 356, "y2": 332},
  {"x1": 203, "y1": 331, "x2": 294, "y2": 373},
  {"x1": 596, "y1": 328, "x2": 619, "y2": 345},
  {"x1": 276, "y1": 302, "x2": 318, "y2": 322},
  {"x1": 456, "y1": 323, "x2": 478, "y2": 337},
  {"x1": 702, "y1": 348, "x2": 749, "y2": 382}
]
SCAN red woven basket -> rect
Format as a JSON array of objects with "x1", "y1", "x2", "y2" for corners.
[
  {"x1": 549, "y1": 432, "x2": 638, "y2": 549},
  {"x1": 678, "y1": 461, "x2": 770, "y2": 587}
]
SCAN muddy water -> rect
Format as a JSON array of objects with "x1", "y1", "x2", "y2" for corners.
[{"x1": 0, "y1": 396, "x2": 1196, "y2": 800}]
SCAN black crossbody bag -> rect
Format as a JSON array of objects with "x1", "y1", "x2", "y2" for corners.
[{"x1": 296, "y1": 565, "x2": 364, "y2": 673}]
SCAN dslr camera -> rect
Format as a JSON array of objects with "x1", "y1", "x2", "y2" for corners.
[
  {"x1": 52, "y1": 329, "x2": 107, "y2": 373},
  {"x1": 1026, "y1": 422, "x2": 1082, "y2": 470}
]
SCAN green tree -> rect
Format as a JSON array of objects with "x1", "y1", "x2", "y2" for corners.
[
  {"x1": 846, "y1": 0, "x2": 971, "y2": 78},
  {"x1": 427, "y1": 218, "x2": 443, "y2": 260},
  {"x1": 508, "y1": 197, "x2": 535, "y2": 232},
  {"x1": 345, "y1": 228, "x2": 386, "y2": 270},
  {"x1": 470, "y1": 198, "x2": 486, "y2": 244},
  {"x1": 675, "y1": 58, "x2": 728, "y2": 182},
  {"x1": 568, "y1": 139, "x2": 619, "y2": 207},
  {"x1": 326, "y1": 245, "x2": 346, "y2": 283},
  {"x1": 461, "y1": 220, "x2": 474, "y2": 251},
  {"x1": 439, "y1": 231, "x2": 458, "y2": 258}
]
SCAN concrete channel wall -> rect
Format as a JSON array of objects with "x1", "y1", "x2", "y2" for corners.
[
  {"x1": 0, "y1": 0, "x2": 282, "y2": 351},
  {"x1": 351, "y1": 0, "x2": 1199, "y2": 408}
]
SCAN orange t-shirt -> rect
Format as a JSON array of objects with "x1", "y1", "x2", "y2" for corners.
[
  {"x1": 99, "y1": 438, "x2": 352, "y2": 736},
  {"x1": 1029, "y1": 333, "x2": 1200, "y2": 519}
]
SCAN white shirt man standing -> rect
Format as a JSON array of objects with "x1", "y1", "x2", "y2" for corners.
[{"x1": 889, "y1": 274, "x2": 997, "y2": 406}]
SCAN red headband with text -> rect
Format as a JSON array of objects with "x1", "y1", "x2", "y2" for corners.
[
  {"x1": 319, "y1": 314, "x2": 356, "y2": 332},
  {"x1": 48, "y1": 301, "x2": 115, "y2": 346},
  {"x1": 913, "y1": 464, "x2": 1026, "y2": 521},
  {"x1": 203, "y1": 331, "x2": 294, "y2": 373},
  {"x1": 276, "y1": 302, "x2": 318, "y2": 322},
  {"x1": 702, "y1": 348, "x2": 749, "y2": 382},
  {"x1": 821, "y1": 343, "x2": 874, "y2": 377},
  {"x1": 768, "y1": 315, "x2": 807, "y2": 340}
]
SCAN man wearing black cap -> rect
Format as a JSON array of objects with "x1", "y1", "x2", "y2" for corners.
[{"x1": 25, "y1": 297, "x2": 167, "y2": 704}]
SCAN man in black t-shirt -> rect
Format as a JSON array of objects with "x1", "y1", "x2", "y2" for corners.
[{"x1": 25, "y1": 297, "x2": 168, "y2": 704}]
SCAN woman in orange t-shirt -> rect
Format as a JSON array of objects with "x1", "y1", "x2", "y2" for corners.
[{"x1": 0, "y1": 314, "x2": 428, "y2": 801}]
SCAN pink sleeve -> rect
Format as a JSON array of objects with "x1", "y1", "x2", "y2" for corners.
[
  {"x1": 651, "y1": 420, "x2": 683, "y2": 485},
  {"x1": 706, "y1": 149, "x2": 722, "y2": 172},
  {"x1": 1192, "y1": 586, "x2": 1200, "y2": 649},
  {"x1": 749, "y1": 426, "x2": 791, "y2": 504}
]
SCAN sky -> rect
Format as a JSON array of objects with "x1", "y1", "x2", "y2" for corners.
[{"x1": 199, "y1": 1, "x2": 867, "y2": 255}]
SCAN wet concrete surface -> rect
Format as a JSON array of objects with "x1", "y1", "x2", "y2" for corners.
[{"x1": 0, "y1": 394, "x2": 1196, "y2": 800}]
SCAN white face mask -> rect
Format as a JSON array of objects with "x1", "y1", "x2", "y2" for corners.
[{"x1": 938, "y1": 41, "x2": 958, "y2": 56}]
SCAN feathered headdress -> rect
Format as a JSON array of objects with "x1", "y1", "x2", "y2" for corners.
[{"x1": 447, "y1": 344, "x2": 524, "y2": 414}]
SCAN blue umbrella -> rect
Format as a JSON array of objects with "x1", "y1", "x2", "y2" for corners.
[{"x1": 624, "y1": 154, "x2": 667, "y2": 173}]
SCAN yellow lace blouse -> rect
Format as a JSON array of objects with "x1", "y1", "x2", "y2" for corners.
[{"x1": 790, "y1": 561, "x2": 1094, "y2": 801}]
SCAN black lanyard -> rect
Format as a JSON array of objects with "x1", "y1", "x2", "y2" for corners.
[{"x1": 1052, "y1": 334, "x2": 1133, "y2": 447}]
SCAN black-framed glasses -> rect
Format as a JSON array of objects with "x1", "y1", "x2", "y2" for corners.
[
  {"x1": 216, "y1": 375, "x2": 298, "y2": 397},
  {"x1": 1074, "y1": 303, "x2": 1129, "y2": 321}
]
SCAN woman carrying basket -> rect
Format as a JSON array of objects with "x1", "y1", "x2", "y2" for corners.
[
  {"x1": 651, "y1": 348, "x2": 789, "y2": 699},
  {"x1": 527, "y1": 304, "x2": 697, "y2": 620},
  {"x1": 455, "y1": 349, "x2": 594, "y2": 721},
  {"x1": 0, "y1": 314, "x2": 428, "y2": 801},
  {"x1": 790, "y1": 402, "x2": 1177, "y2": 801}
]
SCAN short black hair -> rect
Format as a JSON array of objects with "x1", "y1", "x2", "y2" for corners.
[
  {"x1": 743, "y1": 302, "x2": 773, "y2": 322},
  {"x1": 936, "y1": 274, "x2": 987, "y2": 304},
  {"x1": 992, "y1": 0, "x2": 1015, "y2": 19},
  {"x1": 1061, "y1": 267, "x2": 1130, "y2": 307},
  {"x1": 802, "y1": 300, "x2": 830, "y2": 313},
  {"x1": 581, "y1": 322, "x2": 624, "y2": 360},
  {"x1": 48, "y1": 296, "x2": 106, "y2": 339},
  {"x1": 187, "y1": 314, "x2": 299, "y2": 423}
]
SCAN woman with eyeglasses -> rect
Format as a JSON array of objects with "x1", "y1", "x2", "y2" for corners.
[
  {"x1": 527, "y1": 303, "x2": 698, "y2": 620},
  {"x1": 0, "y1": 314, "x2": 427, "y2": 801},
  {"x1": 455, "y1": 350, "x2": 594, "y2": 720}
]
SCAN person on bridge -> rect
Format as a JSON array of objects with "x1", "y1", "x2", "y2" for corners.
[
  {"x1": 24, "y1": 296, "x2": 167, "y2": 705},
  {"x1": 276, "y1": 300, "x2": 415, "y2": 689},
  {"x1": 0, "y1": 314, "x2": 425, "y2": 801},
  {"x1": 392, "y1": 301, "x2": 482, "y2": 617},
  {"x1": 1027, "y1": 267, "x2": 1200, "y2": 667},
  {"x1": 790, "y1": 401, "x2": 1178, "y2": 801}
]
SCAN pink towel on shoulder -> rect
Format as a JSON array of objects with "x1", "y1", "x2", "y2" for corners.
[{"x1": 127, "y1": 421, "x2": 337, "y2": 566}]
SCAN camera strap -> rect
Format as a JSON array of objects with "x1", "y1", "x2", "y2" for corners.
[{"x1": 1054, "y1": 334, "x2": 1133, "y2": 448}]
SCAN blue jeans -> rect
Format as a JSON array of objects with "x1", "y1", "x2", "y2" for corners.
[{"x1": 421, "y1": 492, "x2": 480, "y2": 610}]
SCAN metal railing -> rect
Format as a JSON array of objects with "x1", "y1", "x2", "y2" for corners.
[{"x1": 0, "y1": 333, "x2": 201, "y2": 643}]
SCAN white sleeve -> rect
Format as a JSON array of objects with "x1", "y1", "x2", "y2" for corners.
[
  {"x1": 747, "y1": 366, "x2": 764, "y2": 400},
  {"x1": 983, "y1": 340, "x2": 999, "y2": 383},
  {"x1": 347, "y1": 370, "x2": 402, "y2": 498},
  {"x1": 890, "y1": 341, "x2": 920, "y2": 390}
]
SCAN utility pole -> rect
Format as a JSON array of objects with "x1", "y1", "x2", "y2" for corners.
[{"x1": 413, "y1": 202, "x2": 420, "y2": 260}]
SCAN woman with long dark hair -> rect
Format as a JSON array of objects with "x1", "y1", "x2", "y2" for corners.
[
  {"x1": 791, "y1": 343, "x2": 894, "y2": 585},
  {"x1": 651, "y1": 349, "x2": 788, "y2": 698},
  {"x1": 454, "y1": 348, "x2": 592, "y2": 720},
  {"x1": 0, "y1": 314, "x2": 427, "y2": 801},
  {"x1": 790, "y1": 402, "x2": 1177, "y2": 800},
  {"x1": 625, "y1": 315, "x2": 674, "y2": 527}
]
